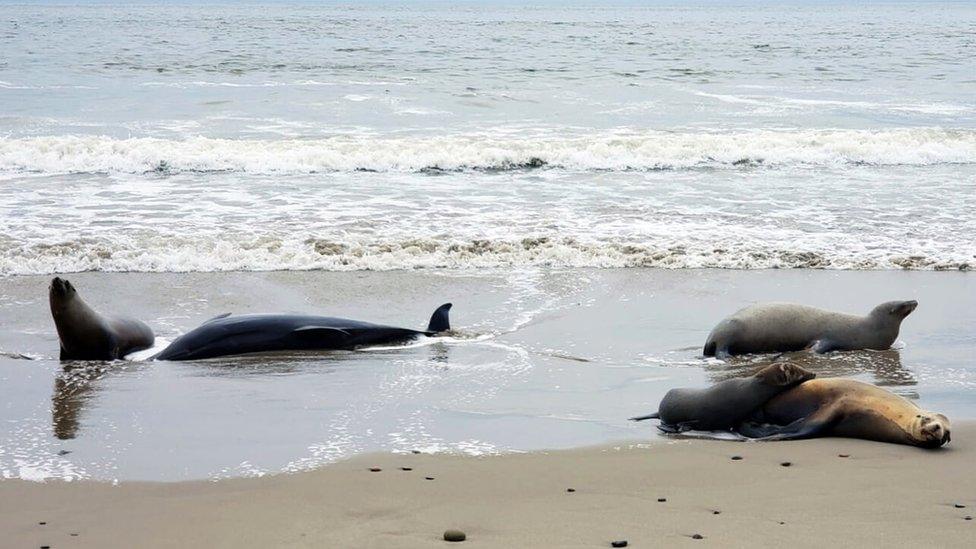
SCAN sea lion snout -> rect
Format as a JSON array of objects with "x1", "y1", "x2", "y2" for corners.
[
  {"x1": 49, "y1": 277, "x2": 76, "y2": 298},
  {"x1": 918, "y1": 414, "x2": 951, "y2": 447}
]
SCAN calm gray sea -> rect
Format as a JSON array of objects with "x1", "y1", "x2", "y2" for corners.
[{"x1": 1, "y1": 1, "x2": 974, "y2": 272}]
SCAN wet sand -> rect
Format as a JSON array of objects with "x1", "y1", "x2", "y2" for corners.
[
  {"x1": 2, "y1": 423, "x2": 974, "y2": 548},
  {"x1": 1, "y1": 269, "x2": 975, "y2": 481}
]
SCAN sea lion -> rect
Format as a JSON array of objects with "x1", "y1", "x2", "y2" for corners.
[
  {"x1": 153, "y1": 303, "x2": 453, "y2": 361},
  {"x1": 737, "y1": 378, "x2": 950, "y2": 448},
  {"x1": 49, "y1": 277, "x2": 155, "y2": 361},
  {"x1": 703, "y1": 300, "x2": 918, "y2": 358},
  {"x1": 629, "y1": 363, "x2": 816, "y2": 432}
]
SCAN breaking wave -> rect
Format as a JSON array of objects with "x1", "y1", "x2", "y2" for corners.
[
  {"x1": 1, "y1": 128, "x2": 975, "y2": 175},
  {"x1": 1, "y1": 235, "x2": 971, "y2": 275}
]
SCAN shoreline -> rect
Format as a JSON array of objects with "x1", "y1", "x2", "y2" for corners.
[{"x1": 3, "y1": 423, "x2": 974, "y2": 548}]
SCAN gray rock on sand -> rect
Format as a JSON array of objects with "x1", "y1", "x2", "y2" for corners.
[{"x1": 444, "y1": 529, "x2": 466, "y2": 542}]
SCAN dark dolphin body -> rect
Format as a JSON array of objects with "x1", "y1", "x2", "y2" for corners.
[{"x1": 153, "y1": 303, "x2": 452, "y2": 361}]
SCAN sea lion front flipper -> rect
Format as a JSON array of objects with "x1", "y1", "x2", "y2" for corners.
[
  {"x1": 658, "y1": 420, "x2": 698, "y2": 434},
  {"x1": 737, "y1": 411, "x2": 831, "y2": 440}
]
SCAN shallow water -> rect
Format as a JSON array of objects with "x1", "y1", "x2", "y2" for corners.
[
  {"x1": 1, "y1": 1, "x2": 975, "y2": 272},
  {"x1": 1, "y1": 269, "x2": 973, "y2": 481}
]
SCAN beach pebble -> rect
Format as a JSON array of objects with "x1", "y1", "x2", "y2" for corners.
[
  {"x1": 954, "y1": 503, "x2": 966, "y2": 508},
  {"x1": 838, "y1": 454, "x2": 850, "y2": 458},
  {"x1": 692, "y1": 534, "x2": 704, "y2": 540},
  {"x1": 369, "y1": 467, "x2": 382, "y2": 472},
  {"x1": 567, "y1": 488, "x2": 576, "y2": 493},
  {"x1": 780, "y1": 461, "x2": 792, "y2": 467},
  {"x1": 712, "y1": 510, "x2": 721, "y2": 515},
  {"x1": 731, "y1": 455, "x2": 743, "y2": 461},
  {"x1": 400, "y1": 467, "x2": 413, "y2": 471},
  {"x1": 425, "y1": 477, "x2": 435, "y2": 480},
  {"x1": 657, "y1": 498, "x2": 667, "y2": 502},
  {"x1": 964, "y1": 516, "x2": 972, "y2": 521},
  {"x1": 610, "y1": 541, "x2": 628, "y2": 548},
  {"x1": 443, "y1": 529, "x2": 466, "y2": 542},
  {"x1": 39, "y1": 522, "x2": 46, "y2": 525},
  {"x1": 411, "y1": 450, "x2": 421, "y2": 454}
]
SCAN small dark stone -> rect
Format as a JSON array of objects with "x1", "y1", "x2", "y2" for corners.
[
  {"x1": 780, "y1": 462, "x2": 792, "y2": 467},
  {"x1": 731, "y1": 455, "x2": 743, "y2": 460},
  {"x1": 411, "y1": 450, "x2": 421, "y2": 454},
  {"x1": 965, "y1": 516, "x2": 972, "y2": 521},
  {"x1": 400, "y1": 467, "x2": 413, "y2": 471},
  {"x1": 39, "y1": 522, "x2": 46, "y2": 525},
  {"x1": 444, "y1": 529, "x2": 466, "y2": 542},
  {"x1": 954, "y1": 504, "x2": 966, "y2": 509},
  {"x1": 41, "y1": 546, "x2": 50, "y2": 549},
  {"x1": 779, "y1": 521, "x2": 786, "y2": 525},
  {"x1": 57, "y1": 450, "x2": 72, "y2": 456},
  {"x1": 611, "y1": 541, "x2": 628, "y2": 548},
  {"x1": 657, "y1": 498, "x2": 667, "y2": 502},
  {"x1": 692, "y1": 534, "x2": 704, "y2": 540},
  {"x1": 369, "y1": 467, "x2": 381, "y2": 472},
  {"x1": 71, "y1": 533, "x2": 79, "y2": 536},
  {"x1": 838, "y1": 454, "x2": 850, "y2": 458},
  {"x1": 712, "y1": 510, "x2": 721, "y2": 515},
  {"x1": 567, "y1": 488, "x2": 576, "y2": 493},
  {"x1": 425, "y1": 477, "x2": 435, "y2": 480}
]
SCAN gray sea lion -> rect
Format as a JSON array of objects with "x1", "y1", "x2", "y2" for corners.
[
  {"x1": 152, "y1": 303, "x2": 452, "y2": 361},
  {"x1": 703, "y1": 300, "x2": 918, "y2": 358},
  {"x1": 629, "y1": 363, "x2": 816, "y2": 432},
  {"x1": 737, "y1": 378, "x2": 950, "y2": 448},
  {"x1": 49, "y1": 277, "x2": 155, "y2": 361}
]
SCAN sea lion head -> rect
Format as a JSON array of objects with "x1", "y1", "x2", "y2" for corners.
[
  {"x1": 754, "y1": 363, "x2": 816, "y2": 387},
  {"x1": 912, "y1": 412, "x2": 951, "y2": 448},
  {"x1": 870, "y1": 300, "x2": 918, "y2": 322},
  {"x1": 49, "y1": 277, "x2": 78, "y2": 313}
]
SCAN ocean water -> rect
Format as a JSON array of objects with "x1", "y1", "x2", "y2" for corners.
[
  {"x1": 1, "y1": 2, "x2": 976, "y2": 482},
  {"x1": 1, "y1": 1, "x2": 974, "y2": 273}
]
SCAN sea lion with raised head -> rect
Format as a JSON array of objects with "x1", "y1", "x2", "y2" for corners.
[
  {"x1": 49, "y1": 277, "x2": 155, "y2": 361},
  {"x1": 737, "y1": 378, "x2": 950, "y2": 448},
  {"x1": 703, "y1": 300, "x2": 918, "y2": 359},
  {"x1": 152, "y1": 303, "x2": 453, "y2": 361},
  {"x1": 629, "y1": 363, "x2": 816, "y2": 432}
]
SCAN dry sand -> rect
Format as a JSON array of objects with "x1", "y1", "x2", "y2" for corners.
[{"x1": 2, "y1": 423, "x2": 973, "y2": 549}]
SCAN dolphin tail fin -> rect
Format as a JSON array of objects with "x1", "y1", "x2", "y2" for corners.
[
  {"x1": 426, "y1": 303, "x2": 452, "y2": 333},
  {"x1": 629, "y1": 412, "x2": 660, "y2": 422}
]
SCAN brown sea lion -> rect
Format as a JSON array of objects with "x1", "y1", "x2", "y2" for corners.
[
  {"x1": 630, "y1": 363, "x2": 816, "y2": 432},
  {"x1": 737, "y1": 378, "x2": 950, "y2": 448},
  {"x1": 703, "y1": 300, "x2": 918, "y2": 358},
  {"x1": 49, "y1": 277, "x2": 155, "y2": 360}
]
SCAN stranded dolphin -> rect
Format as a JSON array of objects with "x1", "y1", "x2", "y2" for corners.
[{"x1": 153, "y1": 304, "x2": 452, "y2": 361}]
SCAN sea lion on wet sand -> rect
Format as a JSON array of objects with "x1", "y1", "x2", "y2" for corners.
[
  {"x1": 152, "y1": 303, "x2": 453, "y2": 361},
  {"x1": 49, "y1": 277, "x2": 155, "y2": 361},
  {"x1": 737, "y1": 378, "x2": 950, "y2": 448},
  {"x1": 629, "y1": 363, "x2": 816, "y2": 433},
  {"x1": 703, "y1": 300, "x2": 918, "y2": 359}
]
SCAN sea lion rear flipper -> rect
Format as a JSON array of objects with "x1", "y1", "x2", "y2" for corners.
[
  {"x1": 629, "y1": 412, "x2": 660, "y2": 422},
  {"x1": 809, "y1": 339, "x2": 837, "y2": 354}
]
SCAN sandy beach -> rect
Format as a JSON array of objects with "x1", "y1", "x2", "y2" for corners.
[{"x1": 3, "y1": 423, "x2": 973, "y2": 548}]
